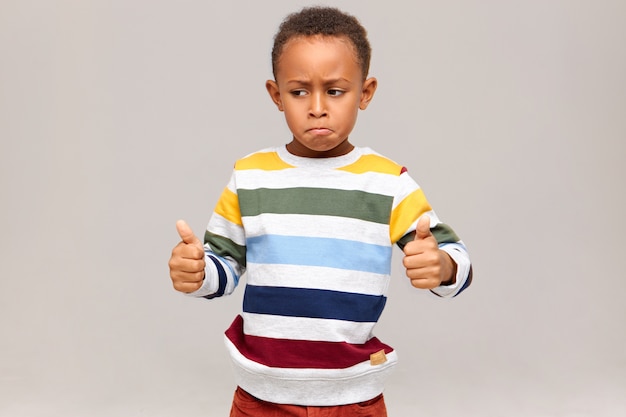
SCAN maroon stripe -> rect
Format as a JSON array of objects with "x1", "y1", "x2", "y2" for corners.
[{"x1": 225, "y1": 315, "x2": 393, "y2": 369}]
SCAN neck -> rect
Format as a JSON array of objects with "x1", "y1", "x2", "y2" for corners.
[{"x1": 286, "y1": 139, "x2": 354, "y2": 158}]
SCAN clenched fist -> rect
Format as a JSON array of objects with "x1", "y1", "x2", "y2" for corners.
[
  {"x1": 402, "y1": 215, "x2": 456, "y2": 289},
  {"x1": 168, "y1": 220, "x2": 206, "y2": 293}
]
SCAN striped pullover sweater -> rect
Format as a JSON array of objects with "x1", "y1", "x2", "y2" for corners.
[{"x1": 190, "y1": 145, "x2": 472, "y2": 406}]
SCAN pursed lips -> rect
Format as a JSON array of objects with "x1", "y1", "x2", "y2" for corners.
[{"x1": 307, "y1": 127, "x2": 333, "y2": 135}]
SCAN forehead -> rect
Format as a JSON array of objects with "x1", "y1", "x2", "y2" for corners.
[{"x1": 275, "y1": 35, "x2": 361, "y2": 79}]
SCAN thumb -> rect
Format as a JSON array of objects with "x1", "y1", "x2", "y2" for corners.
[
  {"x1": 415, "y1": 215, "x2": 433, "y2": 240},
  {"x1": 176, "y1": 219, "x2": 201, "y2": 245}
]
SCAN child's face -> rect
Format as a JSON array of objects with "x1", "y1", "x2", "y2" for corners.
[{"x1": 266, "y1": 35, "x2": 377, "y2": 158}]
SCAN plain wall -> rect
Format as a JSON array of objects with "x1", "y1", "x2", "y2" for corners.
[{"x1": 1, "y1": 0, "x2": 625, "y2": 416}]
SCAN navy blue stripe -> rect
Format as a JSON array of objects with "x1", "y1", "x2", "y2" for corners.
[
  {"x1": 243, "y1": 285, "x2": 386, "y2": 323},
  {"x1": 203, "y1": 255, "x2": 227, "y2": 299}
]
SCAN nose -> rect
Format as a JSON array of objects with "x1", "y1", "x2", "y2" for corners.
[{"x1": 309, "y1": 92, "x2": 327, "y2": 118}]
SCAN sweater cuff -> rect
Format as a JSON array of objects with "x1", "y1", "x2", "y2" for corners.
[{"x1": 431, "y1": 244, "x2": 471, "y2": 298}]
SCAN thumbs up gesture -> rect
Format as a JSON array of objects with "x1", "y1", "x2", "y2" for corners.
[
  {"x1": 402, "y1": 215, "x2": 456, "y2": 289},
  {"x1": 168, "y1": 220, "x2": 206, "y2": 293}
]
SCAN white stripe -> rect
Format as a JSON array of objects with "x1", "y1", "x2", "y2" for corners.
[
  {"x1": 246, "y1": 263, "x2": 390, "y2": 296},
  {"x1": 236, "y1": 168, "x2": 405, "y2": 196},
  {"x1": 391, "y1": 172, "x2": 422, "y2": 210},
  {"x1": 242, "y1": 312, "x2": 375, "y2": 343},
  {"x1": 242, "y1": 213, "x2": 391, "y2": 246},
  {"x1": 225, "y1": 173, "x2": 237, "y2": 193},
  {"x1": 207, "y1": 213, "x2": 245, "y2": 246}
]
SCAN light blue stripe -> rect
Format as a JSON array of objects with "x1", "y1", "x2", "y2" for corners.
[
  {"x1": 439, "y1": 242, "x2": 467, "y2": 251},
  {"x1": 247, "y1": 235, "x2": 392, "y2": 274}
]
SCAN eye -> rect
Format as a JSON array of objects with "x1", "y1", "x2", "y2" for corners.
[
  {"x1": 327, "y1": 89, "x2": 344, "y2": 97},
  {"x1": 290, "y1": 90, "x2": 307, "y2": 97}
]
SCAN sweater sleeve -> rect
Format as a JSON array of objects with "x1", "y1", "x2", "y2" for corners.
[
  {"x1": 391, "y1": 170, "x2": 473, "y2": 298},
  {"x1": 186, "y1": 172, "x2": 246, "y2": 299}
]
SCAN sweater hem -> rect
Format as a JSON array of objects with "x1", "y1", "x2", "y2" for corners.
[{"x1": 225, "y1": 335, "x2": 398, "y2": 406}]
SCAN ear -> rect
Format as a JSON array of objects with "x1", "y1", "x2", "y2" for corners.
[
  {"x1": 359, "y1": 77, "x2": 378, "y2": 110},
  {"x1": 266, "y1": 80, "x2": 284, "y2": 111}
]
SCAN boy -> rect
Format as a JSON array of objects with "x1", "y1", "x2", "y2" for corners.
[{"x1": 169, "y1": 6, "x2": 472, "y2": 416}]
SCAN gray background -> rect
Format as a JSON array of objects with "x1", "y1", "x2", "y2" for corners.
[{"x1": 1, "y1": 0, "x2": 625, "y2": 416}]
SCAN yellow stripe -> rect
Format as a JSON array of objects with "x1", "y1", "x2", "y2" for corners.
[
  {"x1": 235, "y1": 152, "x2": 294, "y2": 171},
  {"x1": 389, "y1": 188, "x2": 432, "y2": 243},
  {"x1": 338, "y1": 154, "x2": 402, "y2": 175},
  {"x1": 214, "y1": 187, "x2": 242, "y2": 226}
]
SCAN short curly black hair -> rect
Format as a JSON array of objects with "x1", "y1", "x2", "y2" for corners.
[{"x1": 271, "y1": 6, "x2": 371, "y2": 80}]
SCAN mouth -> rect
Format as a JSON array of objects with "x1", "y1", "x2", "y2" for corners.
[{"x1": 307, "y1": 127, "x2": 333, "y2": 136}]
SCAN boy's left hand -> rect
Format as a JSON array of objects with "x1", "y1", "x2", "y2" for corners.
[{"x1": 402, "y1": 215, "x2": 456, "y2": 289}]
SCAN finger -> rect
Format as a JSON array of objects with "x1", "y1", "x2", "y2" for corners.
[
  {"x1": 176, "y1": 219, "x2": 201, "y2": 245},
  {"x1": 169, "y1": 255, "x2": 205, "y2": 273},
  {"x1": 415, "y1": 215, "x2": 433, "y2": 240},
  {"x1": 172, "y1": 280, "x2": 204, "y2": 294},
  {"x1": 170, "y1": 268, "x2": 205, "y2": 284},
  {"x1": 409, "y1": 277, "x2": 440, "y2": 290}
]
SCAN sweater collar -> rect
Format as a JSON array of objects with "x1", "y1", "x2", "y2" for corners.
[{"x1": 276, "y1": 145, "x2": 363, "y2": 169}]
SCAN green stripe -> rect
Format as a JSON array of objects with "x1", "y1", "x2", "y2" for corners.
[
  {"x1": 204, "y1": 231, "x2": 247, "y2": 268},
  {"x1": 432, "y1": 223, "x2": 460, "y2": 244},
  {"x1": 238, "y1": 187, "x2": 393, "y2": 224},
  {"x1": 396, "y1": 233, "x2": 413, "y2": 249},
  {"x1": 396, "y1": 223, "x2": 460, "y2": 249}
]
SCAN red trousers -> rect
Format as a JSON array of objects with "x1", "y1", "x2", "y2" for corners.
[{"x1": 229, "y1": 386, "x2": 388, "y2": 417}]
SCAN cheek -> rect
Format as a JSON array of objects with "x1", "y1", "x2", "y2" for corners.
[
  {"x1": 281, "y1": 101, "x2": 302, "y2": 118},
  {"x1": 337, "y1": 106, "x2": 360, "y2": 128},
  {"x1": 282, "y1": 111, "x2": 302, "y2": 131}
]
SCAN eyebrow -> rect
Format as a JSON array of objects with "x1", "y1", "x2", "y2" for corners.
[{"x1": 285, "y1": 77, "x2": 351, "y2": 86}]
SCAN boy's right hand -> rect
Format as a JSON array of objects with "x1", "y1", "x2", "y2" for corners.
[{"x1": 168, "y1": 220, "x2": 206, "y2": 293}]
